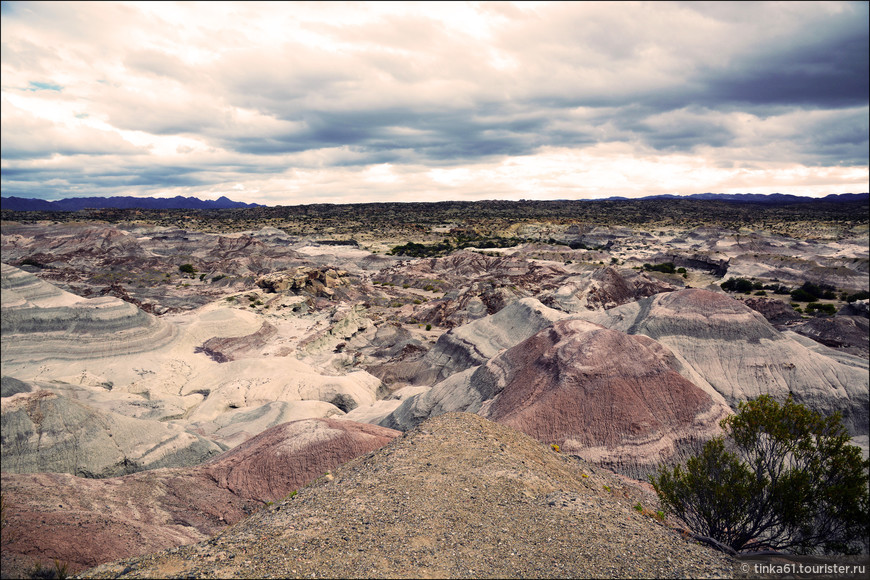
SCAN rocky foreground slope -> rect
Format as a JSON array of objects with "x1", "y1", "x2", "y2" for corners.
[{"x1": 82, "y1": 413, "x2": 735, "y2": 579}]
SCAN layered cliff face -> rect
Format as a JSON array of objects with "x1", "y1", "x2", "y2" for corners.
[
  {"x1": 1, "y1": 265, "x2": 387, "y2": 475},
  {"x1": 1, "y1": 263, "x2": 178, "y2": 364},
  {"x1": 576, "y1": 289, "x2": 870, "y2": 436}
]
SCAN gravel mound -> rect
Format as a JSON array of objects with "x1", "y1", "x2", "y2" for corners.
[{"x1": 82, "y1": 413, "x2": 734, "y2": 579}]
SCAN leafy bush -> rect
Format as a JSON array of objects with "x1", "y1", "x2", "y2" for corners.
[
  {"x1": 791, "y1": 281, "x2": 837, "y2": 302},
  {"x1": 721, "y1": 277, "x2": 755, "y2": 293},
  {"x1": 178, "y1": 263, "x2": 196, "y2": 275},
  {"x1": 651, "y1": 395, "x2": 869, "y2": 554},
  {"x1": 643, "y1": 262, "x2": 676, "y2": 274},
  {"x1": 790, "y1": 288, "x2": 817, "y2": 302},
  {"x1": 805, "y1": 302, "x2": 836, "y2": 315},
  {"x1": 845, "y1": 290, "x2": 870, "y2": 303},
  {"x1": 388, "y1": 240, "x2": 452, "y2": 257}
]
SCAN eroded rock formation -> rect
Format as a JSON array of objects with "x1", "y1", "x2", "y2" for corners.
[
  {"x1": 577, "y1": 289, "x2": 870, "y2": 435},
  {"x1": 383, "y1": 319, "x2": 731, "y2": 476},
  {"x1": 0, "y1": 418, "x2": 399, "y2": 577}
]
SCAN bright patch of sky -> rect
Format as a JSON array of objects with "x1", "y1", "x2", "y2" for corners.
[{"x1": 1, "y1": 1, "x2": 867, "y2": 204}]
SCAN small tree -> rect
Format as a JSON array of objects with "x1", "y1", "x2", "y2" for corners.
[
  {"x1": 178, "y1": 263, "x2": 196, "y2": 275},
  {"x1": 651, "y1": 395, "x2": 869, "y2": 554}
]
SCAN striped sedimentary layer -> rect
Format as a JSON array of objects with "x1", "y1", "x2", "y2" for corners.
[{"x1": 1, "y1": 263, "x2": 178, "y2": 363}]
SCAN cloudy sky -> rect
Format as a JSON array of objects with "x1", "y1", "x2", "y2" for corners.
[{"x1": 1, "y1": 1, "x2": 868, "y2": 205}]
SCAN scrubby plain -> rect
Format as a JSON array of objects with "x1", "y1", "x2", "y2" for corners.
[{"x1": 1, "y1": 197, "x2": 868, "y2": 577}]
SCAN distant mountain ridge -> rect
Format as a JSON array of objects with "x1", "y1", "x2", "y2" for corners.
[
  {"x1": 600, "y1": 192, "x2": 869, "y2": 204},
  {"x1": 0, "y1": 195, "x2": 262, "y2": 211},
  {"x1": 2, "y1": 193, "x2": 867, "y2": 212}
]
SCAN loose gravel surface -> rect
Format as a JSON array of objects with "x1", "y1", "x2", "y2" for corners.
[{"x1": 81, "y1": 413, "x2": 734, "y2": 579}]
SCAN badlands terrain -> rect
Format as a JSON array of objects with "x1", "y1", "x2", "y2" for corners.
[{"x1": 1, "y1": 197, "x2": 868, "y2": 577}]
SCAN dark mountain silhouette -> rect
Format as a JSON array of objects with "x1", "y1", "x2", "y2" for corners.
[
  {"x1": 600, "y1": 192, "x2": 868, "y2": 204},
  {"x1": 0, "y1": 195, "x2": 261, "y2": 211}
]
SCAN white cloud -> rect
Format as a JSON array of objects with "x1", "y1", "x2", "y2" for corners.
[{"x1": 1, "y1": 1, "x2": 866, "y2": 203}]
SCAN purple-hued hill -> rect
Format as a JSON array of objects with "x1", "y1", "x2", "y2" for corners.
[
  {"x1": 1, "y1": 195, "x2": 261, "y2": 211},
  {"x1": 0, "y1": 418, "x2": 399, "y2": 577}
]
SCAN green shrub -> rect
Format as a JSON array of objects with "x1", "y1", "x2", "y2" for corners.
[
  {"x1": 28, "y1": 559, "x2": 70, "y2": 579},
  {"x1": 651, "y1": 395, "x2": 869, "y2": 554},
  {"x1": 845, "y1": 290, "x2": 870, "y2": 303},
  {"x1": 721, "y1": 278, "x2": 755, "y2": 293},
  {"x1": 178, "y1": 263, "x2": 196, "y2": 275},
  {"x1": 791, "y1": 281, "x2": 837, "y2": 302},
  {"x1": 790, "y1": 288, "x2": 817, "y2": 302},
  {"x1": 643, "y1": 262, "x2": 676, "y2": 274},
  {"x1": 805, "y1": 302, "x2": 836, "y2": 315}
]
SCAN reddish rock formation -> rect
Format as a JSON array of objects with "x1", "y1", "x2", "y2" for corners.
[
  {"x1": 790, "y1": 315, "x2": 870, "y2": 359},
  {"x1": 0, "y1": 418, "x2": 400, "y2": 577},
  {"x1": 1, "y1": 469, "x2": 256, "y2": 577},
  {"x1": 383, "y1": 318, "x2": 730, "y2": 476},
  {"x1": 201, "y1": 418, "x2": 400, "y2": 501},
  {"x1": 196, "y1": 322, "x2": 278, "y2": 362},
  {"x1": 741, "y1": 296, "x2": 801, "y2": 325},
  {"x1": 480, "y1": 320, "x2": 729, "y2": 474},
  {"x1": 577, "y1": 289, "x2": 870, "y2": 436}
]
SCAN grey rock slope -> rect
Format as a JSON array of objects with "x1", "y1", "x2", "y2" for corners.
[
  {"x1": 83, "y1": 413, "x2": 734, "y2": 579},
  {"x1": 1, "y1": 390, "x2": 223, "y2": 477},
  {"x1": 407, "y1": 297, "x2": 568, "y2": 385},
  {"x1": 576, "y1": 289, "x2": 870, "y2": 436},
  {"x1": 540, "y1": 265, "x2": 675, "y2": 312}
]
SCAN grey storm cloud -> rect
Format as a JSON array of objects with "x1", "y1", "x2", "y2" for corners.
[{"x1": 1, "y1": 1, "x2": 867, "y2": 203}]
